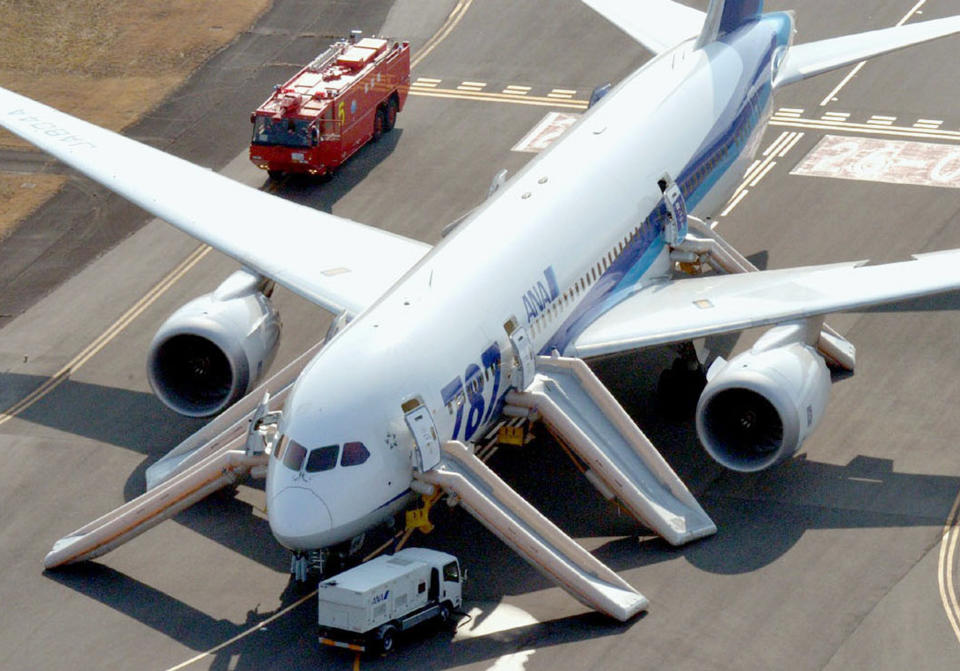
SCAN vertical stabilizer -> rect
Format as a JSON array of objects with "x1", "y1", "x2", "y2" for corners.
[{"x1": 696, "y1": 0, "x2": 764, "y2": 48}]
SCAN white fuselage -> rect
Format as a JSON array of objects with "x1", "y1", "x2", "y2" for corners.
[{"x1": 265, "y1": 15, "x2": 792, "y2": 551}]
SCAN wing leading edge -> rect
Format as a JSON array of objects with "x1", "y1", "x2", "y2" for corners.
[
  {"x1": 568, "y1": 251, "x2": 960, "y2": 358},
  {"x1": 0, "y1": 87, "x2": 430, "y2": 317}
]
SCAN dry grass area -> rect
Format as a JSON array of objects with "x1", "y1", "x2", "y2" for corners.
[
  {"x1": 0, "y1": 0, "x2": 271, "y2": 238},
  {"x1": 0, "y1": 0, "x2": 271, "y2": 146},
  {"x1": 0, "y1": 173, "x2": 67, "y2": 241}
]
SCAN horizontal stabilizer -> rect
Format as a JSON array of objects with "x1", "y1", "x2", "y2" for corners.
[
  {"x1": 581, "y1": 0, "x2": 704, "y2": 54},
  {"x1": 775, "y1": 15, "x2": 960, "y2": 88}
]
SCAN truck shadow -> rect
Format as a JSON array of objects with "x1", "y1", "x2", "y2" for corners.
[{"x1": 266, "y1": 129, "x2": 404, "y2": 214}]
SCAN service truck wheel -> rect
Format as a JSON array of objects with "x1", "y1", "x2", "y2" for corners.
[
  {"x1": 377, "y1": 624, "x2": 397, "y2": 654},
  {"x1": 372, "y1": 107, "x2": 386, "y2": 142},
  {"x1": 384, "y1": 96, "x2": 398, "y2": 131},
  {"x1": 267, "y1": 169, "x2": 284, "y2": 180},
  {"x1": 437, "y1": 602, "x2": 453, "y2": 629}
]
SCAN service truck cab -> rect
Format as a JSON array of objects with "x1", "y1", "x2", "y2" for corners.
[
  {"x1": 317, "y1": 548, "x2": 463, "y2": 654},
  {"x1": 249, "y1": 34, "x2": 410, "y2": 179}
]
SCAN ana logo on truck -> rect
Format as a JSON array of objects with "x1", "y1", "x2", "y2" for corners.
[{"x1": 372, "y1": 590, "x2": 389, "y2": 604}]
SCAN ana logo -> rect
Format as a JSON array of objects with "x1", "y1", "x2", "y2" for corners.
[
  {"x1": 522, "y1": 266, "x2": 560, "y2": 322},
  {"x1": 372, "y1": 590, "x2": 390, "y2": 604}
]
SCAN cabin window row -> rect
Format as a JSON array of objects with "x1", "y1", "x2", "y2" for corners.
[{"x1": 530, "y1": 224, "x2": 646, "y2": 339}]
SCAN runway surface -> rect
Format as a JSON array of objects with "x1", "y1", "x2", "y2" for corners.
[{"x1": 2, "y1": 1, "x2": 960, "y2": 669}]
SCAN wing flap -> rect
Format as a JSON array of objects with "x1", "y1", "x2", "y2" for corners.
[
  {"x1": 0, "y1": 87, "x2": 430, "y2": 316},
  {"x1": 775, "y1": 15, "x2": 960, "y2": 88},
  {"x1": 569, "y1": 253, "x2": 960, "y2": 358},
  {"x1": 581, "y1": 0, "x2": 705, "y2": 55}
]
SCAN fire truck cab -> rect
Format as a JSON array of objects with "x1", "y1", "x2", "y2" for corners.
[{"x1": 249, "y1": 34, "x2": 410, "y2": 179}]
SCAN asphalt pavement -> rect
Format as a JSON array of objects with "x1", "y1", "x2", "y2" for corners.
[{"x1": 2, "y1": 1, "x2": 960, "y2": 670}]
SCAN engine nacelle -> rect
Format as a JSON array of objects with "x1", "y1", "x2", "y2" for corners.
[
  {"x1": 695, "y1": 324, "x2": 831, "y2": 472},
  {"x1": 147, "y1": 270, "x2": 281, "y2": 417}
]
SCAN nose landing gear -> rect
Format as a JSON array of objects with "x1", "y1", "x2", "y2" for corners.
[{"x1": 290, "y1": 533, "x2": 367, "y2": 582}]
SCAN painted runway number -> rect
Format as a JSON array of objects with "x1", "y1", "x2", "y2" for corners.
[
  {"x1": 792, "y1": 134, "x2": 960, "y2": 189},
  {"x1": 512, "y1": 112, "x2": 580, "y2": 153}
]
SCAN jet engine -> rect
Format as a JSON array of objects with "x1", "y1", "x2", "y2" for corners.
[
  {"x1": 147, "y1": 270, "x2": 281, "y2": 417},
  {"x1": 695, "y1": 323, "x2": 831, "y2": 472}
]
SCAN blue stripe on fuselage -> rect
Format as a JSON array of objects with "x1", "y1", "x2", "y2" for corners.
[{"x1": 542, "y1": 13, "x2": 792, "y2": 356}]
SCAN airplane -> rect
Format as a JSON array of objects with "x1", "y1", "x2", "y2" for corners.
[{"x1": 4, "y1": 0, "x2": 960, "y2": 621}]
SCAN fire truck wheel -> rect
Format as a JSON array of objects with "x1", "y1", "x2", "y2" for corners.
[
  {"x1": 373, "y1": 107, "x2": 386, "y2": 142},
  {"x1": 267, "y1": 170, "x2": 283, "y2": 181},
  {"x1": 384, "y1": 96, "x2": 398, "y2": 131}
]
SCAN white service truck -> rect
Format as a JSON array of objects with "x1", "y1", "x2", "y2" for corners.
[{"x1": 317, "y1": 547, "x2": 463, "y2": 654}]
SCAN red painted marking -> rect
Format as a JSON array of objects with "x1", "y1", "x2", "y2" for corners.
[{"x1": 512, "y1": 112, "x2": 580, "y2": 153}]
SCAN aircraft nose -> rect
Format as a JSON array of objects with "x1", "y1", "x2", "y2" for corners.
[{"x1": 268, "y1": 486, "x2": 333, "y2": 550}]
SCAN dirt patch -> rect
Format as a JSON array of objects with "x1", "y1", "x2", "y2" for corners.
[
  {"x1": 0, "y1": 0, "x2": 271, "y2": 243},
  {"x1": 0, "y1": 172, "x2": 67, "y2": 241},
  {"x1": 0, "y1": 0, "x2": 272, "y2": 147}
]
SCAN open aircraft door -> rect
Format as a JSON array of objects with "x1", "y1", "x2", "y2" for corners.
[
  {"x1": 505, "y1": 317, "x2": 536, "y2": 390},
  {"x1": 403, "y1": 398, "x2": 442, "y2": 472},
  {"x1": 659, "y1": 172, "x2": 688, "y2": 246}
]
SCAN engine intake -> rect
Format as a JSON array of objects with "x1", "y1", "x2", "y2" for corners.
[
  {"x1": 695, "y1": 324, "x2": 831, "y2": 472},
  {"x1": 147, "y1": 271, "x2": 281, "y2": 417}
]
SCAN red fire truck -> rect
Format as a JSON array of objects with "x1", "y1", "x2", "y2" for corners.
[{"x1": 249, "y1": 35, "x2": 410, "y2": 180}]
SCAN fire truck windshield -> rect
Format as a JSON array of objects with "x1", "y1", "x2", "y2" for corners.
[{"x1": 252, "y1": 116, "x2": 313, "y2": 148}]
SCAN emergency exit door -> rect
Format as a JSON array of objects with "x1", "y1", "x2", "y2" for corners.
[
  {"x1": 403, "y1": 399, "x2": 441, "y2": 472},
  {"x1": 660, "y1": 172, "x2": 688, "y2": 246},
  {"x1": 506, "y1": 322, "x2": 536, "y2": 391}
]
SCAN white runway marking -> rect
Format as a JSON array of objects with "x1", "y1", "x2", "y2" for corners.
[
  {"x1": 791, "y1": 134, "x2": 960, "y2": 189},
  {"x1": 819, "y1": 0, "x2": 929, "y2": 106}
]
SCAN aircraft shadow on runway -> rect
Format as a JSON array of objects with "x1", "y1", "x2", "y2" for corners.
[
  {"x1": 4, "y1": 372, "x2": 290, "y2": 569},
  {"x1": 0, "y1": 373, "x2": 204, "y2": 455},
  {"x1": 265, "y1": 129, "x2": 403, "y2": 214},
  {"x1": 862, "y1": 291, "x2": 960, "y2": 312},
  {"x1": 45, "y1": 563, "x2": 317, "y2": 653}
]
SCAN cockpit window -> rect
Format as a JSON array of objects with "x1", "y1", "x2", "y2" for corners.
[
  {"x1": 281, "y1": 439, "x2": 307, "y2": 471},
  {"x1": 305, "y1": 444, "x2": 340, "y2": 473},
  {"x1": 341, "y1": 441, "x2": 370, "y2": 467},
  {"x1": 273, "y1": 435, "x2": 287, "y2": 460}
]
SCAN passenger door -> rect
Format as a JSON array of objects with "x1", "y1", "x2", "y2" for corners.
[{"x1": 403, "y1": 398, "x2": 442, "y2": 472}]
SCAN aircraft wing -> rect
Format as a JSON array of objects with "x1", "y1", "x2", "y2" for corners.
[
  {"x1": 580, "y1": 0, "x2": 705, "y2": 55},
  {"x1": 775, "y1": 15, "x2": 960, "y2": 88},
  {"x1": 0, "y1": 87, "x2": 430, "y2": 317},
  {"x1": 567, "y1": 251, "x2": 960, "y2": 358}
]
